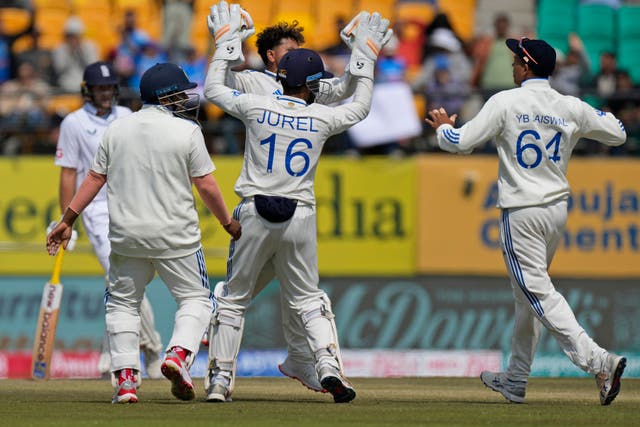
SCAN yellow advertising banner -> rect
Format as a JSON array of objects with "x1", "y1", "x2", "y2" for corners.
[
  {"x1": 418, "y1": 156, "x2": 640, "y2": 277},
  {"x1": 0, "y1": 157, "x2": 416, "y2": 276}
]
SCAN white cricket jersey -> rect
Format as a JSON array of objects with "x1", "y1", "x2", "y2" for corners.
[
  {"x1": 205, "y1": 58, "x2": 372, "y2": 205},
  {"x1": 223, "y1": 67, "x2": 355, "y2": 105},
  {"x1": 92, "y1": 105, "x2": 215, "y2": 258},
  {"x1": 436, "y1": 78, "x2": 626, "y2": 208},
  {"x1": 55, "y1": 103, "x2": 132, "y2": 211}
]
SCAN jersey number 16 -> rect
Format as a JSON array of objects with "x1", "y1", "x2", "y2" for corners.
[{"x1": 261, "y1": 133, "x2": 313, "y2": 177}]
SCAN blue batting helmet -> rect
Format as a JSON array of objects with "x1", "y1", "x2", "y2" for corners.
[
  {"x1": 276, "y1": 48, "x2": 333, "y2": 88},
  {"x1": 139, "y1": 63, "x2": 197, "y2": 104},
  {"x1": 83, "y1": 61, "x2": 118, "y2": 86}
]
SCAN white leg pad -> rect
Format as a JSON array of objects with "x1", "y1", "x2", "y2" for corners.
[
  {"x1": 301, "y1": 296, "x2": 343, "y2": 371},
  {"x1": 106, "y1": 315, "x2": 141, "y2": 372},
  {"x1": 207, "y1": 310, "x2": 244, "y2": 392},
  {"x1": 166, "y1": 297, "x2": 212, "y2": 354}
]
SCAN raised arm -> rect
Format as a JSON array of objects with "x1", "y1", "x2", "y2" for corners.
[{"x1": 203, "y1": 1, "x2": 253, "y2": 117}]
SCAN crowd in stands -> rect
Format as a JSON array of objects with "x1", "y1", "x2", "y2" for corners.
[{"x1": 0, "y1": 0, "x2": 639, "y2": 156}]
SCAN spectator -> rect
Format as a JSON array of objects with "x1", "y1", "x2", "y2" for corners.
[
  {"x1": 162, "y1": 0, "x2": 194, "y2": 61},
  {"x1": 551, "y1": 34, "x2": 592, "y2": 97},
  {"x1": 425, "y1": 55, "x2": 469, "y2": 118},
  {"x1": 591, "y1": 51, "x2": 620, "y2": 98},
  {"x1": 0, "y1": 18, "x2": 12, "y2": 84},
  {"x1": 112, "y1": 9, "x2": 151, "y2": 87},
  {"x1": 0, "y1": 11, "x2": 33, "y2": 84},
  {"x1": 128, "y1": 41, "x2": 168, "y2": 91},
  {"x1": 421, "y1": 12, "x2": 463, "y2": 62},
  {"x1": 16, "y1": 26, "x2": 56, "y2": 85},
  {"x1": 411, "y1": 28, "x2": 472, "y2": 93},
  {"x1": 470, "y1": 13, "x2": 514, "y2": 91},
  {"x1": 376, "y1": 34, "x2": 406, "y2": 83},
  {"x1": 52, "y1": 16, "x2": 98, "y2": 92},
  {"x1": 0, "y1": 60, "x2": 51, "y2": 154}
]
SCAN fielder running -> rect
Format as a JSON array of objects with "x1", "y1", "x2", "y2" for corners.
[
  {"x1": 204, "y1": 0, "x2": 392, "y2": 393},
  {"x1": 53, "y1": 61, "x2": 164, "y2": 378},
  {"x1": 47, "y1": 62, "x2": 241, "y2": 404},
  {"x1": 426, "y1": 37, "x2": 627, "y2": 405},
  {"x1": 203, "y1": 6, "x2": 390, "y2": 403}
]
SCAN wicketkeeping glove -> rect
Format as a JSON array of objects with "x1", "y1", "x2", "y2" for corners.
[
  {"x1": 344, "y1": 11, "x2": 393, "y2": 78},
  {"x1": 208, "y1": 0, "x2": 254, "y2": 62},
  {"x1": 47, "y1": 221, "x2": 77, "y2": 251}
]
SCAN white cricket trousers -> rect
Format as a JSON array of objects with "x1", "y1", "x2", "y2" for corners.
[
  {"x1": 105, "y1": 249, "x2": 213, "y2": 371},
  {"x1": 499, "y1": 199, "x2": 609, "y2": 381},
  {"x1": 83, "y1": 208, "x2": 163, "y2": 359}
]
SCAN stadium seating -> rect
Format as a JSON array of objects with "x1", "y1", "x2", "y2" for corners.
[
  {"x1": 536, "y1": 0, "x2": 576, "y2": 53},
  {"x1": 312, "y1": 0, "x2": 355, "y2": 51},
  {"x1": 577, "y1": 3, "x2": 615, "y2": 40},
  {"x1": 438, "y1": 0, "x2": 476, "y2": 41},
  {"x1": 0, "y1": 7, "x2": 32, "y2": 37},
  {"x1": 394, "y1": 1, "x2": 435, "y2": 25},
  {"x1": 617, "y1": 43, "x2": 640, "y2": 84},
  {"x1": 617, "y1": 5, "x2": 640, "y2": 40},
  {"x1": 34, "y1": 7, "x2": 71, "y2": 50}
]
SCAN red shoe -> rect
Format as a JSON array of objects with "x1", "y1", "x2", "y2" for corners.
[
  {"x1": 112, "y1": 368, "x2": 139, "y2": 404},
  {"x1": 161, "y1": 347, "x2": 195, "y2": 401}
]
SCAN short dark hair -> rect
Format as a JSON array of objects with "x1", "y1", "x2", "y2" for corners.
[{"x1": 256, "y1": 21, "x2": 305, "y2": 66}]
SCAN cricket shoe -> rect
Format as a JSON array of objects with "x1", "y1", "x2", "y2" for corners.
[
  {"x1": 112, "y1": 368, "x2": 139, "y2": 404},
  {"x1": 205, "y1": 382, "x2": 232, "y2": 403},
  {"x1": 480, "y1": 371, "x2": 526, "y2": 403},
  {"x1": 279, "y1": 356, "x2": 326, "y2": 393},
  {"x1": 161, "y1": 348, "x2": 195, "y2": 401},
  {"x1": 596, "y1": 353, "x2": 626, "y2": 405},
  {"x1": 318, "y1": 365, "x2": 356, "y2": 403}
]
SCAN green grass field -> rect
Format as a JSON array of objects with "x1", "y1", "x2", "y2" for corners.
[{"x1": 2, "y1": 377, "x2": 638, "y2": 427}]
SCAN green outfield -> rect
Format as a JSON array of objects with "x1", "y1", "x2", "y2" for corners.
[{"x1": 2, "y1": 377, "x2": 638, "y2": 427}]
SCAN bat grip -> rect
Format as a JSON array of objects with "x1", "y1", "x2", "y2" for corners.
[{"x1": 50, "y1": 247, "x2": 65, "y2": 285}]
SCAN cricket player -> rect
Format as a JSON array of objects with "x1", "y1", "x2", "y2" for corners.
[
  {"x1": 47, "y1": 62, "x2": 242, "y2": 404},
  {"x1": 426, "y1": 37, "x2": 627, "y2": 405},
  {"x1": 204, "y1": 0, "x2": 391, "y2": 393},
  {"x1": 52, "y1": 61, "x2": 164, "y2": 379},
  {"x1": 202, "y1": 5, "x2": 390, "y2": 403}
]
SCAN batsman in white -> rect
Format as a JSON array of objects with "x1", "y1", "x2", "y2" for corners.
[
  {"x1": 202, "y1": 5, "x2": 390, "y2": 403},
  {"x1": 426, "y1": 37, "x2": 627, "y2": 406},
  {"x1": 52, "y1": 61, "x2": 164, "y2": 379},
  {"x1": 205, "y1": 0, "x2": 392, "y2": 394},
  {"x1": 46, "y1": 62, "x2": 242, "y2": 404}
]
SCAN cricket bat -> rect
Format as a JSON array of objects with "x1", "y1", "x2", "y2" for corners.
[{"x1": 31, "y1": 247, "x2": 65, "y2": 380}]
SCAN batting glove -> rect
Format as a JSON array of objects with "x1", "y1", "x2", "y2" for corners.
[
  {"x1": 47, "y1": 221, "x2": 77, "y2": 251},
  {"x1": 208, "y1": 1, "x2": 253, "y2": 62},
  {"x1": 345, "y1": 12, "x2": 393, "y2": 78}
]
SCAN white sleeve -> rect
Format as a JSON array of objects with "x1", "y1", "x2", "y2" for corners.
[
  {"x1": 576, "y1": 102, "x2": 626, "y2": 147},
  {"x1": 204, "y1": 58, "x2": 251, "y2": 119},
  {"x1": 316, "y1": 71, "x2": 357, "y2": 105},
  {"x1": 92, "y1": 130, "x2": 108, "y2": 175},
  {"x1": 325, "y1": 76, "x2": 373, "y2": 136},
  {"x1": 188, "y1": 127, "x2": 215, "y2": 177},
  {"x1": 54, "y1": 116, "x2": 80, "y2": 168},
  {"x1": 436, "y1": 94, "x2": 504, "y2": 154}
]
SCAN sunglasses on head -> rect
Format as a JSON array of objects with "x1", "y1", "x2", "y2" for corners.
[{"x1": 519, "y1": 37, "x2": 538, "y2": 65}]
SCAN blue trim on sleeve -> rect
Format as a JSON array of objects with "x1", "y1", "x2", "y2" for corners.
[{"x1": 442, "y1": 128, "x2": 460, "y2": 144}]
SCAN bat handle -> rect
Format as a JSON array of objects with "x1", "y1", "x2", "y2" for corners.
[{"x1": 50, "y1": 247, "x2": 65, "y2": 285}]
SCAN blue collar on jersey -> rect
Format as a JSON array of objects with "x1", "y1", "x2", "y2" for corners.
[
  {"x1": 264, "y1": 69, "x2": 277, "y2": 79},
  {"x1": 276, "y1": 95, "x2": 307, "y2": 106},
  {"x1": 83, "y1": 102, "x2": 113, "y2": 118}
]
